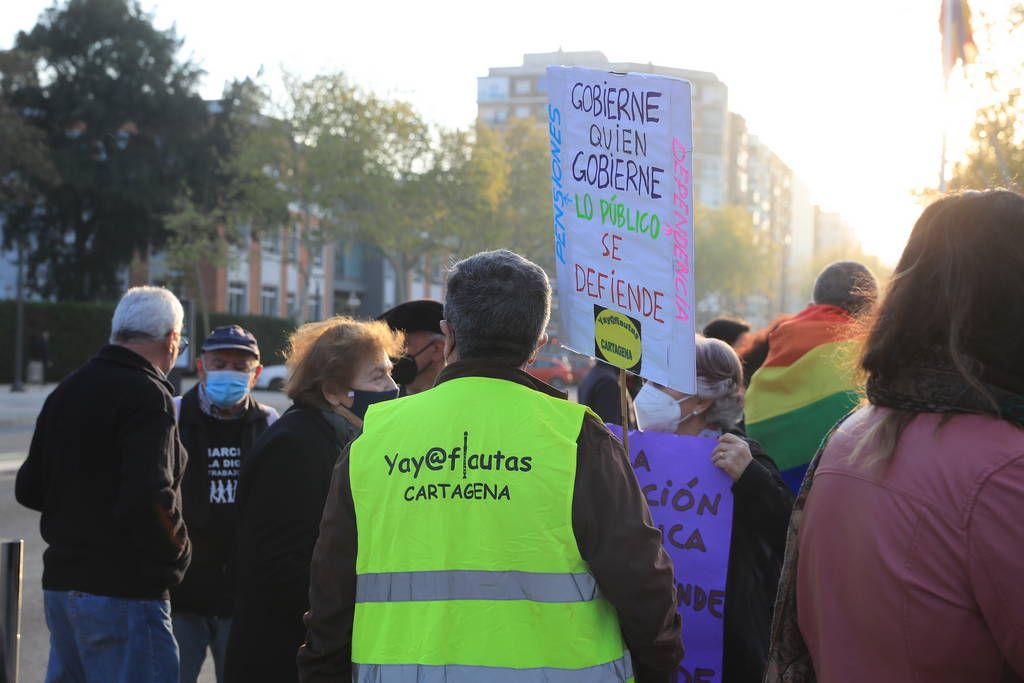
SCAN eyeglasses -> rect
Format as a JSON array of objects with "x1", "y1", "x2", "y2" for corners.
[{"x1": 178, "y1": 335, "x2": 190, "y2": 351}]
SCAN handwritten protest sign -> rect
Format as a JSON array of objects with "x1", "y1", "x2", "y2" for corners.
[
  {"x1": 547, "y1": 66, "x2": 696, "y2": 392},
  {"x1": 609, "y1": 426, "x2": 734, "y2": 683}
]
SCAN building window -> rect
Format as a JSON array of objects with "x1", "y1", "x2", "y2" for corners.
[
  {"x1": 260, "y1": 229, "x2": 280, "y2": 255},
  {"x1": 335, "y1": 245, "x2": 348, "y2": 279},
  {"x1": 478, "y1": 77, "x2": 510, "y2": 103},
  {"x1": 288, "y1": 227, "x2": 299, "y2": 260},
  {"x1": 287, "y1": 292, "x2": 297, "y2": 319},
  {"x1": 334, "y1": 244, "x2": 363, "y2": 280},
  {"x1": 309, "y1": 292, "x2": 322, "y2": 321},
  {"x1": 228, "y1": 282, "x2": 247, "y2": 315},
  {"x1": 513, "y1": 105, "x2": 531, "y2": 119},
  {"x1": 313, "y1": 246, "x2": 323, "y2": 269},
  {"x1": 701, "y1": 109, "x2": 724, "y2": 130},
  {"x1": 514, "y1": 79, "x2": 531, "y2": 95},
  {"x1": 260, "y1": 286, "x2": 278, "y2": 317},
  {"x1": 492, "y1": 109, "x2": 508, "y2": 124},
  {"x1": 702, "y1": 85, "x2": 725, "y2": 105}
]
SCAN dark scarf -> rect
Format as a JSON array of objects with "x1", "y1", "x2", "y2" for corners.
[
  {"x1": 764, "y1": 364, "x2": 1024, "y2": 682},
  {"x1": 867, "y1": 366, "x2": 1024, "y2": 427},
  {"x1": 315, "y1": 401, "x2": 360, "y2": 446}
]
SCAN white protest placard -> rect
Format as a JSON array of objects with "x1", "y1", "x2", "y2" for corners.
[{"x1": 546, "y1": 66, "x2": 696, "y2": 393}]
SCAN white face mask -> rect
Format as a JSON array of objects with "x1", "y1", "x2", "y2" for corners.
[{"x1": 635, "y1": 384, "x2": 687, "y2": 432}]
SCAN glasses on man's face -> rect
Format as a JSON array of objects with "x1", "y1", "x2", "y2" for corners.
[{"x1": 178, "y1": 335, "x2": 190, "y2": 351}]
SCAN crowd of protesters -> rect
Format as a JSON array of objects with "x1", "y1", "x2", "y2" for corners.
[{"x1": 16, "y1": 189, "x2": 1024, "y2": 683}]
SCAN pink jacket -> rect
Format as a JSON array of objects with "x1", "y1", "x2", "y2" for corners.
[{"x1": 797, "y1": 407, "x2": 1024, "y2": 682}]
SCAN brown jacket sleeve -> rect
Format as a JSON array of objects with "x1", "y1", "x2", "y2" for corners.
[
  {"x1": 572, "y1": 414, "x2": 684, "y2": 682},
  {"x1": 297, "y1": 446, "x2": 357, "y2": 682}
]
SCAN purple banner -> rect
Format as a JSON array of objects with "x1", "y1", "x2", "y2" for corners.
[{"x1": 609, "y1": 426, "x2": 734, "y2": 683}]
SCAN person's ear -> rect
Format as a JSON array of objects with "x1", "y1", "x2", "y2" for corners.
[
  {"x1": 527, "y1": 333, "x2": 549, "y2": 365},
  {"x1": 250, "y1": 365, "x2": 262, "y2": 389},
  {"x1": 440, "y1": 320, "x2": 455, "y2": 363},
  {"x1": 693, "y1": 397, "x2": 714, "y2": 415},
  {"x1": 432, "y1": 335, "x2": 446, "y2": 360},
  {"x1": 196, "y1": 357, "x2": 206, "y2": 382},
  {"x1": 322, "y1": 385, "x2": 353, "y2": 408}
]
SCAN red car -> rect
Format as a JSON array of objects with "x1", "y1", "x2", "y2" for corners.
[{"x1": 526, "y1": 352, "x2": 574, "y2": 389}]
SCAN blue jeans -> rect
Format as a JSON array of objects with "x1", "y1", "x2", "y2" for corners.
[
  {"x1": 43, "y1": 590, "x2": 178, "y2": 683},
  {"x1": 172, "y1": 612, "x2": 231, "y2": 683}
]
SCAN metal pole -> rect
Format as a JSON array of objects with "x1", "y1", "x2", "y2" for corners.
[
  {"x1": 619, "y1": 369, "x2": 630, "y2": 455},
  {"x1": 11, "y1": 241, "x2": 26, "y2": 393},
  {"x1": 0, "y1": 539, "x2": 24, "y2": 683}
]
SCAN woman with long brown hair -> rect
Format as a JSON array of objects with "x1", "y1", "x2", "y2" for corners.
[
  {"x1": 766, "y1": 190, "x2": 1024, "y2": 682},
  {"x1": 224, "y1": 317, "x2": 403, "y2": 683}
]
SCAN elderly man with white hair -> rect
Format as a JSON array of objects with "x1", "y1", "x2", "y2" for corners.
[{"x1": 17, "y1": 286, "x2": 192, "y2": 683}]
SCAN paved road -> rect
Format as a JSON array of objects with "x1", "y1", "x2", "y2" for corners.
[
  {"x1": 1, "y1": 472, "x2": 220, "y2": 683},
  {"x1": 1, "y1": 382, "x2": 578, "y2": 681},
  {"x1": 1, "y1": 472, "x2": 48, "y2": 681}
]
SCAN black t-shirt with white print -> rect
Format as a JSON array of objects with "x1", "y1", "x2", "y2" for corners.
[{"x1": 199, "y1": 412, "x2": 246, "y2": 509}]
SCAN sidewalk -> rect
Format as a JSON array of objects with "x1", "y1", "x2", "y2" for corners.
[
  {"x1": 0, "y1": 380, "x2": 292, "y2": 429},
  {"x1": 0, "y1": 383, "x2": 58, "y2": 428}
]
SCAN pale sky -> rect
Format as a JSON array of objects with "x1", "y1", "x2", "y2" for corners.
[{"x1": 4, "y1": 0, "x2": 1017, "y2": 265}]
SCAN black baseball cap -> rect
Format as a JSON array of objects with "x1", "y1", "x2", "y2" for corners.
[
  {"x1": 377, "y1": 300, "x2": 444, "y2": 335},
  {"x1": 202, "y1": 325, "x2": 260, "y2": 358}
]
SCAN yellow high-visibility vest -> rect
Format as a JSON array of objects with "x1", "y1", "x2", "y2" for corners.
[{"x1": 349, "y1": 375, "x2": 633, "y2": 682}]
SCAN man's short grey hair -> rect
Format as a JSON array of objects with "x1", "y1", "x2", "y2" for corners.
[
  {"x1": 813, "y1": 261, "x2": 878, "y2": 314},
  {"x1": 110, "y1": 286, "x2": 184, "y2": 344},
  {"x1": 695, "y1": 335, "x2": 745, "y2": 429},
  {"x1": 444, "y1": 249, "x2": 551, "y2": 366}
]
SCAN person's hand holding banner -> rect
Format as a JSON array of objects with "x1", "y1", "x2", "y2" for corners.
[{"x1": 710, "y1": 433, "x2": 753, "y2": 482}]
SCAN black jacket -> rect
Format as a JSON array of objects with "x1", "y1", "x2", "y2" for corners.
[
  {"x1": 170, "y1": 386, "x2": 274, "y2": 616},
  {"x1": 722, "y1": 437, "x2": 793, "y2": 683},
  {"x1": 297, "y1": 360, "x2": 684, "y2": 683},
  {"x1": 578, "y1": 361, "x2": 624, "y2": 425},
  {"x1": 15, "y1": 345, "x2": 191, "y2": 599},
  {"x1": 224, "y1": 402, "x2": 357, "y2": 683}
]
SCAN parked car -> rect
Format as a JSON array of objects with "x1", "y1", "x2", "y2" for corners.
[
  {"x1": 255, "y1": 364, "x2": 288, "y2": 392},
  {"x1": 526, "y1": 352, "x2": 574, "y2": 389}
]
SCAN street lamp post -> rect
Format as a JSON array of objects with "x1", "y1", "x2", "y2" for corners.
[
  {"x1": 11, "y1": 240, "x2": 26, "y2": 393},
  {"x1": 346, "y1": 291, "x2": 361, "y2": 317}
]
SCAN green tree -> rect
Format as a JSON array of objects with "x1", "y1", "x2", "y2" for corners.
[
  {"x1": 253, "y1": 72, "x2": 436, "y2": 316},
  {"x1": 442, "y1": 119, "x2": 555, "y2": 272},
  {"x1": 164, "y1": 77, "x2": 288, "y2": 329},
  {"x1": 497, "y1": 120, "x2": 556, "y2": 269},
  {"x1": 2, "y1": 0, "x2": 208, "y2": 300},
  {"x1": 0, "y1": 49, "x2": 57, "y2": 208},
  {"x1": 694, "y1": 205, "x2": 776, "y2": 316},
  {"x1": 342, "y1": 93, "x2": 440, "y2": 302},
  {"x1": 952, "y1": 3, "x2": 1024, "y2": 190}
]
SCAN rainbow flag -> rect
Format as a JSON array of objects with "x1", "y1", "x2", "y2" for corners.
[
  {"x1": 744, "y1": 305, "x2": 861, "y2": 493},
  {"x1": 941, "y1": 0, "x2": 977, "y2": 80}
]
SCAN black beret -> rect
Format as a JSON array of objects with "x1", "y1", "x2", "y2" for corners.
[{"x1": 377, "y1": 299, "x2": 444, "y2": 335}]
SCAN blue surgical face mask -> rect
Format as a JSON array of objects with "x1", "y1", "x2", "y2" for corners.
[
  {"x1": 205, "y1": 370, "x2": 252, "y2": 408},
  {"x1": 346, "y1": 388, "x2": 399, "y2": 419}
]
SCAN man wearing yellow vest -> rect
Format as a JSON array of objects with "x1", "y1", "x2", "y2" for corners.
[{"x1": 298, "y1": 250, "x2": 683, "y2": 682}]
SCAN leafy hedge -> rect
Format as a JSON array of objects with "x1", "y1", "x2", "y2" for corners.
[
  {"x1": 0, "y1": 300, "x2": 295, "y2": 383},
  {"x1": 195, "y1": 312, "x2": 294, "y2": 366}
]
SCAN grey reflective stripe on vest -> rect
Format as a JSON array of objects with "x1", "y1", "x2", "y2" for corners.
[
  {"x1": 355, "y1": 570, "x2": 600, "y2": 604},
  {"x1": 352, "y1": 653, "x2": 633, "y2": 683}
]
